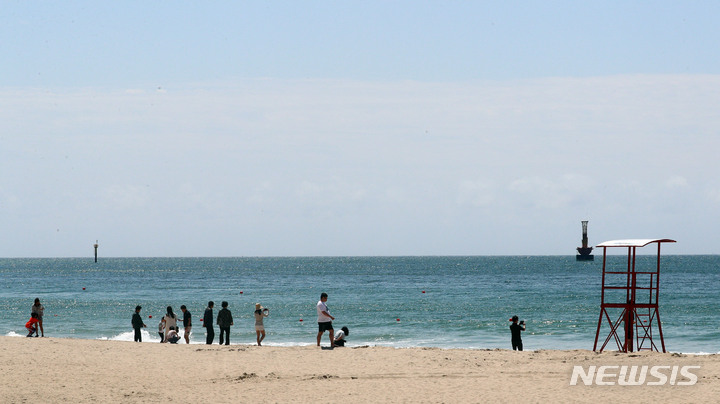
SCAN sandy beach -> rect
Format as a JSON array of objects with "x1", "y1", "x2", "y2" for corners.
[{"x1": 0, "y1": 336, "x2": 718, "y2": 403}]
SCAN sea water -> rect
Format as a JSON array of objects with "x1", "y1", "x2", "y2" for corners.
[{"x1": 0, "y1": 256, "x2": 717, "y2": 353}]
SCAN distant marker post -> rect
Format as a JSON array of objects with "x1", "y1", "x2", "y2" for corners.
[{"x1": 93, "y1": 240, "x2": 99, "y2": 263}]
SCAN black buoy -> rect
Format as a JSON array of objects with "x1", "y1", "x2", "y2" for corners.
[
  {"x1": 93, "y1": 240, "x2": 99, "y2": 263},
  {"x1": 576, "y1": 221, "x2": 594, "y2": 261}
]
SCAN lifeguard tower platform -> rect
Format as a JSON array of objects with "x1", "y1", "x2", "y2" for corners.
[{"x1": 592, "y1": 238, "x2": 675, "y2": 352}]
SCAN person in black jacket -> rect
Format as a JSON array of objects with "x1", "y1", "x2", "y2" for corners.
[
  {"x1": 180, "y1": 305, "x2": 192, "y2": 344},
  {"x1": 203, "y1": 301, "x2": 215, "y2": 345},
  {"x1": 509, "y1": 315, "x2": 525, "y2": 351},
  {"x1": 132, "y1": 305, "x2": 147, "y2": 342},
  {"x1": 216, "y1": 301, "x2": 233, "y2": 345}
]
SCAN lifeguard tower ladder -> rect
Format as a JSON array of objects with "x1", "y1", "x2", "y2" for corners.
[{"x1": 592, "y1": 238, "x2": 675, "y2": 353}]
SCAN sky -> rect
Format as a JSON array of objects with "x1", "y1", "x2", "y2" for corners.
[{"x1": 1, "y1": 1, "x2": 719, "y2": 257}]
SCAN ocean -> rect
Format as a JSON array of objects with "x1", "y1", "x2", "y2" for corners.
[{"x1": 1, "y1": 256, "x2": 717, "y2": 353}]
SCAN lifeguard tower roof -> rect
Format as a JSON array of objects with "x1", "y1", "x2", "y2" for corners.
[{"x1": 596, "y1": 239, "x2": 676, "y2": 248}]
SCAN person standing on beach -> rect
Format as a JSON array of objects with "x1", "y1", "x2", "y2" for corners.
[
  {"x1": 203, "y1": 301, "x2": 215, "y2": 345},
  {"x1": 163, "y1": 306, "x2": 178, "y2": 343},
  {"x1": 158, "y1": 316, "x2": 166, "y2": 343},
  {"x1": 132, "y1": 305, "x2": 147, "y2": 342},
  {"x1": 316, "y1": 292, "x2": 335, "y2": 347},
  {"x1": 509, "y1": 315, "x2": 525, "y2": 351},
  {"x1": 217, "y1": 301, "x2": 233, "y2": 345},
  {"x1": 32, "y1": 298, "x2": 45, "y2": 337},
  {"x1": 254, "y1": 303, "x2": 269, "y2": 346},
  {"x1": 180, "y1": 305, "x2": 192, "y2": 344}
]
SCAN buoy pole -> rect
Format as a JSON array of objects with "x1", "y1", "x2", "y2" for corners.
[{"x1": 94, "y1": 240, "x2": 99, "y2": 263}]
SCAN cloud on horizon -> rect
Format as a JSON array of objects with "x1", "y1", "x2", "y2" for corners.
[{"x1": 1, "y1": 74, "x2": 718, "y2": 256}]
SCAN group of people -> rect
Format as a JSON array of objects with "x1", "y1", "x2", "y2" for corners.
[
  {"x1": 203, "y1": 301, "x2": 235, "y2": 345},
  {"x1": 25, "y1": 298, "x2": 45, "y2": 337},
  {"x1": 130, "y1": 293, "x2": 351, "y2": 348},
  {"x1": 132, "y1": 301, "x2": 235, "y2": 345},
  {"x1": 316, "y1": 292, "x2": 350, "y2": 348},
  {"x1": 133, "y1": 304, "x2": 195, "y2": 344},
  {"x1": 157, "y1": 305, "x2": 193, "y2": 344},
  {"x1": 30, "y1": 295, "x2": 520, "y2": 349}
]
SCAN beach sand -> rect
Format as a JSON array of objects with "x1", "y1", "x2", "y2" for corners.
[{"x1": 1, "y1": 336, "x2": 717, "y2": 403}]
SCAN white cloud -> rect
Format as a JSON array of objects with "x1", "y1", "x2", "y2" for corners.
[
  {"x1": 2, "y1": 74, "x2": 720, "y2": 255},
  {"x1": 665, "y1": 175, "x2": 689, "y2": 189},
  {"x1": 101, "y1": 185, "x2": 149, "y2": 210},
  {"x1": 456, "y1": 180, "x2": 495, "y2": 208},
  {"x1": 507, "y1": 174, "x2": 596, "y2": 210},
  {"x1": 707, "y1": 187, "x2": 720, "y2": 204},
  {"x1": 0, "y1": 187, "x2": 22, "y2": 211}
]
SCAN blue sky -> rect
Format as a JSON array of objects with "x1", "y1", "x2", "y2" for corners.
[
  {"x1": 5, "y1": 2, "x2": 719, "y2": 85},
  {"x1": 1, "y1": 2, "x2": 719, "y2": 256}
]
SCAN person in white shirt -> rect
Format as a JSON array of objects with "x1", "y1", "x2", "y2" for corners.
[
  {"x1": 166, "y1": 326, "x2": 180, "y2": 344},
  {"x1": 334, "y1": 326, "x2": 349, "y2": 347},
  {"x1": 163, "y1": 306, "x2": 178, "y2": 343},
  {"x1": 316, "y1": 292, "x2": 335, "y2": 347}
]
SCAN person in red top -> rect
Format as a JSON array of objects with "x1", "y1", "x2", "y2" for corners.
[{"x1": 26, "y1": 313, "x2": 40, "y2": 337}]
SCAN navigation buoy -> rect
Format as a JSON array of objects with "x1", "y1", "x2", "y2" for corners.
[
  {"x1": 396, "y1": 318, "x2": 400, "y2": 322},
  {"x1": 82, "y1": 287, "x2": 86, "y2": 290},
  {"x1": 299, "y1": 319, "x2": 303, "y2": 322},
  {"x1": 422, "y1": 290, "x2": 426, "y2": 293},
  {"x1": 240, "y1": 291, "x2": 243, "y2": 294},
  {"x1": 148, "y1": 315, "x2": 152, "y2": 319},
  {"x1": 200, "y1": 318, "x2": 203, "y2": 321}
]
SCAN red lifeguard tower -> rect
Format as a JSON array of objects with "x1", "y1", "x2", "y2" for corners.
[{"x1": 592, "y1": 238, "x2": 676, "y2": 353}]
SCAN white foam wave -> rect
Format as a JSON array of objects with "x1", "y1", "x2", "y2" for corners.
[
  {"x1": 99, "y1": 329, "x2": 212, "y2": 344},
  {"x1": 676, "y1": 351, "x2": 720, "y2": 355}
]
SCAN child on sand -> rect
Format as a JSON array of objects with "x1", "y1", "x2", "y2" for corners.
[
  {"x1": 166, "y1": 326, "x2": 180, "y2": 344},
  {"x1": 334, "y1": 326, "x2": 350, "y2": 347},
  {"x1": 26, "y1": 313, "x2": 40, "y2": 337},
  {"x1": 158, "y1": 316, "x2": 166, "y2": 343}
]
